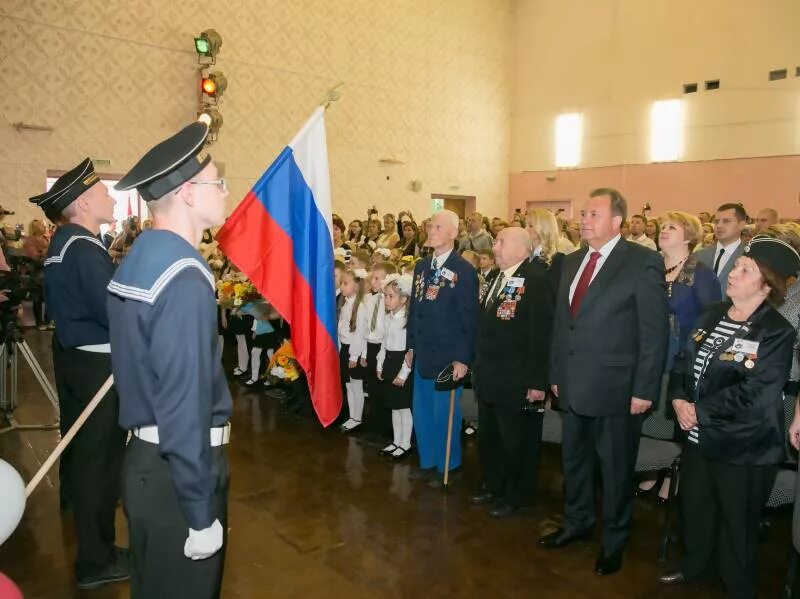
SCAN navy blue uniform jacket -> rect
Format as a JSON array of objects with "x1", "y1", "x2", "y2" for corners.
[
  {"x1": 407, "y1": 250, "x2": 479, "y2": 379},
  {"x1": 107, "y1": 230, "x2": 232, "y2": 530}
]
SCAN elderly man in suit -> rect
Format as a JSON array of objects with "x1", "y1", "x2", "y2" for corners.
[
  {"x1": 470, "y1": 227, "x2": 553, "y2": 517},
  {"x1": 695, "y1": 203, "x2": 747, "y2": 299},
  {"x1": 539, "y1": 188, "x2": 669, "y2": 576},
  {"x1": 406, "y1": 209, "x2": 479, "y2": 486}
]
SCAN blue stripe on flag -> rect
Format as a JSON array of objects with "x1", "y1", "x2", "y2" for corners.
[{"x1": 250, "y1": 146, "x2": 337, "y2": 344}]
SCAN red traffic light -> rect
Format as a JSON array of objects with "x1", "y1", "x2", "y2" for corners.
[{"x1": 201, "y1": 77, "x2": 217, "y2": 95}]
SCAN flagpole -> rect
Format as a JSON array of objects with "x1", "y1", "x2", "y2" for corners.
[{"x1": 320, "y1": 82, "x2": 344, "y2": 110}]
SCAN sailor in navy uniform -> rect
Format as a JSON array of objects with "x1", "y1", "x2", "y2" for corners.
[
  {"x1": 107, "y1": 117, "x2": 232, "y2": 599},
  {"x1": 407, "y1": 210, "x2": 478, "y2": 485},
  {"x1": 28, "y1": 158, "x2": 129, "y2": 590}
]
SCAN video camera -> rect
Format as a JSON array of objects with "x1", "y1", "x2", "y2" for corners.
[{"x1": 0, "y1": 250, "x2": 40, "y2": 339}]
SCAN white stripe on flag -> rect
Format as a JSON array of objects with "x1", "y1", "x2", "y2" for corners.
[{"x1": 288, "y1": 106, "x2": 333, "y2": 242}]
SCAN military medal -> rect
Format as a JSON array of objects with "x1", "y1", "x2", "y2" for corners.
[
  {"x1": 744, "y1": 359, "x2": 755, "y2": 369},
  {"x1": 733, "y1": 353, "x2": 744, "y2": 362}
]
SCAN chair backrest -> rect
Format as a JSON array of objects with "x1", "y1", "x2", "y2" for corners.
[{"x1": 641, "y1": 375, "x2": 676, "y2": 440}]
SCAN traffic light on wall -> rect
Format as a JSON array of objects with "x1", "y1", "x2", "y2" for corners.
[
  {"x1": 200, "y1": 71, "x2": 227, "y2": 101},
  {"x1": 194, "y1": 29, "x2": 222, "y2": 65}
]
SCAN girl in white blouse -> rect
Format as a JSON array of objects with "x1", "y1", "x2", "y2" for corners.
[
  {"x1": 376, "y1": 274, "x2": 414, "y2": 459},
  {"x1": 338, "y1": 268, "x2": 369, "y2": 432}
]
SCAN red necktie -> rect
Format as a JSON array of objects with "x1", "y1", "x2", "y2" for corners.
[{"x1": 570, "y1": 251, "x2": 601, "y2": 317}]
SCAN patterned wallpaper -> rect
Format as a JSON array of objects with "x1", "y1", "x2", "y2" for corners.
[{"x1": 0, "y1": 0, "x2": 512, "y2": 226}]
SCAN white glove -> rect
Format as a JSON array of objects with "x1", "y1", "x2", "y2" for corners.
[{"x1": 184, "y1": 519, "x2": 223, "y2": 560}]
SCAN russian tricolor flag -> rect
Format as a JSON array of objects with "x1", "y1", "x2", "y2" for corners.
[{"x1": 216, "y1": 107, "x2": 342, "y2": 426}]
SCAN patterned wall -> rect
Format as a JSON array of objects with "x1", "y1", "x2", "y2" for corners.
[{"x1": 0, "y1": 0, "x2": 512, "y2": 226}]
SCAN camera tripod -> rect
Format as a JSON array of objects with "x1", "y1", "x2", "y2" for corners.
[{"x1": 0, "y1": 329, "x2": 60, "y2": 435}]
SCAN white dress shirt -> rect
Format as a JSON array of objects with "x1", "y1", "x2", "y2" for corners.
[
  {"x1": 431, "y1": 248, "x2": 453, "y2": 270},
  {"x1": 713, "y1": 239, "x2": 742, "y2": 274},
  {"x1": 487, "y1": 260, "x2": 525, "y2": 302},
  {"x1": 628, "y1": 234, "x2": 657, "y2": 251},
  {"x1": 338, "y1": 295, "x2": 368, "y2": 360},
  {"x1": 569, "y1": 234, "x2": 622, "y2": 304},
  {"x1": 376, "y1": 310, "x2": 412, "y2": 382}
]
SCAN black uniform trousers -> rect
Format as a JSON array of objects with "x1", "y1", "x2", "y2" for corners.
[
  {"x1": 364, "y1": 341, "x2": 392, "y2": 437},
  {"x1": 678, "y1": 442, "x2": 777, "y2": 599},
  {"x1": 477, "y1": 399, "x2": 543, "y2": 507},
  {"x1": 561, "y1": 408, "x2": 642, "y2": 552},
  {"x1": 122, "y1": 436, "x2": 230, "y2": 599},
  {"x1": 53, "y1": 343, "x2": 125, "y2": 578}
]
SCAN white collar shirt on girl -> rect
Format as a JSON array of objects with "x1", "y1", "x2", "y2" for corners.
[
  {"x1": 376, "y1": 310, "x2": 411, "y2": 382},
  {"x1": 337, "y1": 295, "x2": 368, "y2": 360}
]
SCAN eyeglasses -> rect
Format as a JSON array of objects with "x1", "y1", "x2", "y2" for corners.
[{"x1": 190, "y1": 178, "x2": 227, "y2": 192}]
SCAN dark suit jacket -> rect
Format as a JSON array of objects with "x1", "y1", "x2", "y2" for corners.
[
  {"x1": 473, "y1": 260, "x2": 553, "y2": 405},
  {"x1": 695, "y1": 242, "x2": 745, "y2": 300},
  {"x1": 550, "y1": 238, "x2": 669, "y2": 417},
  {"x1": 668, "y1": 301, "x2": 793, "y2": 465},
  {"x1": 529, "y1": 252, "x2": 564, "y2": 298},
  {"x1": 407, "y1": 250, "x2": 479, "y2": 379}
]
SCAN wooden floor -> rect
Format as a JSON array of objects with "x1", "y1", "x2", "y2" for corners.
[{"x1": 0, "y1": 331, "x2": 790, "y2": 598}]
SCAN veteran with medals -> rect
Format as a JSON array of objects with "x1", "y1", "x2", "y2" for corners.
[
  {"x1": 406, "y1": 210, "x2": 479, "y2": 485},
  {"x1": 107, "y1": 117, "x2": 232, "y2": 598},
  {"x1": 659, "y1": 236, "x2": 798, "y2": 599},
  {"x1": 28, "y1": 159, "x2": 129, "y2": 590},
  {"x1": 470, "y1": 227, "x2": 553, "y2": 517}
]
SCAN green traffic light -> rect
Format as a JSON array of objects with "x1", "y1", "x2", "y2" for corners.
[{"x1": 194, "y1": 37, "x2": 211, "y2": 55}]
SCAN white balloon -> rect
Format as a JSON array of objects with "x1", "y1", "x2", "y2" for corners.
[{"x1": 0, "y1": 459, "x2": 25, "y2": 546}]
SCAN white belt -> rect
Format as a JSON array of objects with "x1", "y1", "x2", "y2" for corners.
[
  {"x1": 132, "y1": 423, "x2": 231, "y2": 446},
  {"x1": 76, "y1": 343, "x2": 111, "y2": 353}
]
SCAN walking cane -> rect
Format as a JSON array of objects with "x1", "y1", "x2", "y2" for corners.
[
  {"x1": 25, "y1": 375, "x2": 114, "y2": 497},
  {"x1": 442, "y1": 388, "x2": 456, "y2": 489}
]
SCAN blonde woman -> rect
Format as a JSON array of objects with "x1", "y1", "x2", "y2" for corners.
[
  {"x1": 525, "y1": 208, "x2": 565, "y2": 294},
  {"x1": 376, "y1": 214, "x2": 400, "y2": 249}
]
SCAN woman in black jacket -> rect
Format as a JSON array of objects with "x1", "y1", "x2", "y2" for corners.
[{"x1": 659, "y1": 236, "x2": 798, "y2": 599}]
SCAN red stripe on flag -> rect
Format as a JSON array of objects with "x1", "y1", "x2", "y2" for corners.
[{"x1": 216, "y1": 191, "x2": 342, "y2": 426}]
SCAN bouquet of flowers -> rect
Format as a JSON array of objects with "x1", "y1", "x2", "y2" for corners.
[
  {"x1": 216, "y1": 272, "x2": 260, "y2": 309},
  {"x1": 267, "y1": 340, "x2": 301, "y2": 382}
]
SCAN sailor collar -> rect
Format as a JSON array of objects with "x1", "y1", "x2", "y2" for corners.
[
  {"x1": 44, "y1": 223, "x2": 107, "y2": 267},
  {"x1": 107, "y1": 229, "x2": 214, "y2": 304}
]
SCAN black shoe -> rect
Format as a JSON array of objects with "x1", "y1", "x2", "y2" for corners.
[
  {"x1": 658, "y1": 570, "x2": 686, "y2": 585},
  {"x1": 408, "y1": 467, "x2": 435, "y2": 481},
  {"x1": 489, "y1": 503, "x2": 519, "y2": 518},
  {"x1": 380, "y1": 444, "x2": 398, "y2": 456},
  {"x1": 594, "y1": 548, "x2": 623, "y2": 576},
  {"x1": 76, "y1": 557, "x2": 130, "y2": 590},
  {"x1": 469, "y1": 489, "x2": 497, "y2": 506},
  {"x1": 538, "y1": 526, "x2": 593, "y2": 549},
  {"x1": 390, "y1": 448, "x2": 410, "y2": 461}
]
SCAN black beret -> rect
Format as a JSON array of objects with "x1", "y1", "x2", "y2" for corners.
[
  {"x1": 115, "y1": 119, "x2": 211, "y2": 201},
  {"x1": 745, "y1": 235, "x2": 800, "y2": 278},
  {"x1": 28, "y1": 158, "x2": 100, "y2": 213}
]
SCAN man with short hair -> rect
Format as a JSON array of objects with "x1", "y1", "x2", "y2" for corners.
[
  {"x1": 407, "y1": 210, "x2": 479, "y2": 486},
  {"x1": 28, "y1": 159, "x2": 129, "y2": 591},
  {"x1": 698, "y1": 211, "x2": 712, "y2": 225},
  {"x1": 108, "y1": 118, "x2": 232, "y2": 598},
  {"x1": 540, "y1": 188, "x2": 668, "y2": 576},
  {"x1": 755, "y1": 207, "x2": 779, "y2": 232},
  {"x1": 695, "y1": 203, "x2": 747, "y2": 299},
  {"x1": 627, "y1": 214, "x2": 657, "y2": 251},
  {"x1": 471, "y1": 227, "x2": 552, "y2": 517},
  {"x1": 459, "y1": 211, "x2": 493, "y2": 252}
]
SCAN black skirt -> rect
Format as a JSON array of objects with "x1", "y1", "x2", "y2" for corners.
[
  {"x1": 381, "y1": 350, "x2": 412, "y2": 410},
  {"x1": 253, "y1": 330, "x2": 278, "y2": 349},
  {"x1": 339, "y1": 344, "x2": 364, "y2": 382}
]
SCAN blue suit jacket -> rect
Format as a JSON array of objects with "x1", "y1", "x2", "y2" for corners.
[
  {"x1": 695, "y1": 241, "x2": 744, "y2": 300},
  {"x1": 407, "y1": 250, "x2": 479, "y2": 379}
]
